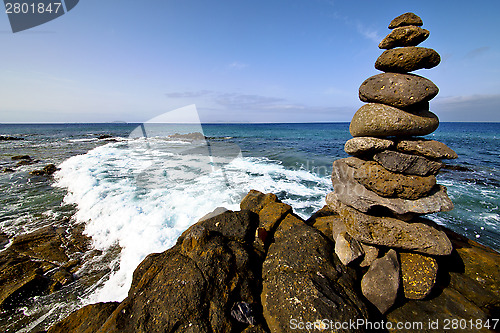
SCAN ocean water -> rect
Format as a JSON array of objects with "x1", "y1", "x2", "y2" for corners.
[{"x1": 0, "y1": 122, "x2": 499, "y2": 332}]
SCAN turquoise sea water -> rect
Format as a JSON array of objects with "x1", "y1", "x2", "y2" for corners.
[{"x1": 0, "y1": 122, "x2": 499, "y2": 331}]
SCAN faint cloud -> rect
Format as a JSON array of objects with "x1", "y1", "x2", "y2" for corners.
[
  {"x1": 433, "y1": 94, "x2": 500, "y2": 121},
  {"x1": 465, "y1": 47, "x2": 490, "y2": 59},
  {"x1": 355, "y1": 21, "x2": 381, "y2": 43},
  {"x1": 215, "y1": 93, "x2": 284, "y2": 109},
  {"x1": 165, "y1": 90, "x2": 213, "y2": 98},
  {"x1": 228, "y1": 62, "x2": 249, "y2": 70}
]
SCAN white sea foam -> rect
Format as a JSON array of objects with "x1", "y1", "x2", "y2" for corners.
[{"x1": 54, "y1": 137, "x2": 330, "y2": 303}]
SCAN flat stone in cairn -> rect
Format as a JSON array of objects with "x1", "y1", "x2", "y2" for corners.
[
  {"x1": 388, "y1": 12, "x2": 423, "y2": 29},
  {"x1": 400, "y1": 252, "x2": 438, "y2": 299},
  {"x1": 361, "y1": 249, "x2": 400, "y2": 314},
  {"x1": 397, "y1": 139, "x2": 458, "y2": 159},
  {"x1": 359, "y1": 73, "x2": 439, "y2": 108},
  {"x1": 350, "y1": 103, "x2": 439, "y2": 138},
  {"x1": 343, "y1": 157, "x2": 436, "y2": 200},
  {"x1": 336, "y1": 201, "x2": 453, "y2": 256},
  {"x1": 375, "y1": 47, "x2": 441, "y2": 73},
  {"x1": 373, "y1": 150, "x2": 443, "y2": 176},
  {"x1": 344, "y1": 137, "x2": 394, "y2": 156},
  {"x1": 379, "y1": 26, "x2": 430, "y2": 49}
]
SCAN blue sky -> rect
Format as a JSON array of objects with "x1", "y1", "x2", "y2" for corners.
[{"x1": 1, "y1": 0, "x2": 499, "y2": 123}]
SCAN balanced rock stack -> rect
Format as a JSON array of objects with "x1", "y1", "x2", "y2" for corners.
[{"x1": 326, "y1": 12, "x2": 459, "y2": 314}]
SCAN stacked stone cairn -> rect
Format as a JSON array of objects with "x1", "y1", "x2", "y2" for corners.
[{"x1": 326, "y1": 12, "x2": 459, "y2": 314}]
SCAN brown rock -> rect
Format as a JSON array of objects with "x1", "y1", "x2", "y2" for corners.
[
  {"x1": 10, "y1": 226, "x2": 68, "y2": 263},
  {"x1": 400, "y1": 252, "x2": 438, "y2": 299},
  {"x1": 397, "y1": 139, "x2": 458, "y2": 159},
  {"x1": 335, "y1": 232, "x2": 364, "y2": 266},
  {"x1": 359, "y1": 73, "x2": 439, "y2": 108},
  {"x1": 361, "y1": 249, "x2": 400, "y2": 314},
  {"x1": 344, "y1": 137, "x2": 394, "y2": 156},
  {"x1": 343, "y1": 157, "x2": 437, "y2": 200},
  {"x1": 359, "y1": 243, "x2": 379, "y2": 268},
  {"x1": 240, "y1": 190, "x2": 278, "y2": 214},
  {"x1": 388, "y1": 12, "x2": 423, "y2": 29},
  {"x1": 47, "y1": 302, "x2": 119, "y2": 333},
  {"x1": 337, "y1": 201, "x2": 453, "y2": 255},
  {"x1": 350, "y1": 103, "x2": 439, "y2": 137},
  {"x1": 379, "y1": 26, "x2": 430, "y2": 49},
  {"x1": 375, "y1": 47, "x2": 441, "y2": 73},
  {"x1": 258, "y1": 202, "x2": 292, "y2": 233},
  {"x1": 373, "y1": 150, "x2": 443, "y2": 176}
]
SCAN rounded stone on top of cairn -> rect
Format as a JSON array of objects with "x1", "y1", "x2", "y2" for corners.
[{"x1": 328, "y1": 12, "x2": 459, "y2": 313}]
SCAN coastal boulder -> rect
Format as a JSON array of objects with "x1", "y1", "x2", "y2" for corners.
[
  {"x1": 47, "y1": 302, "x2": 119, "y2": 333},
  {"x1": 261, "y1": 214, "x2": 369, "y2": 332},
  {"x1": 350, "y1": 103, "x2": 439, "y2": 137},
  {"x1": 359, "y1": 73, "x2": 439, "y2": 108},
  {"x1": 375, "y1": 47, "x2": 441, "y2": 73},
  {"x1": 373, "y1": 150, "x2": 443, "y2": 176},
  {"x1": 344, "y1": 137, "x2": 394, "y2": 156},
  {"x1": 379, "y1": 26, "x2": 429, "y2": 49},
  {"x1": 361, "y1": 249, "x2": 400, "y2": 314}
]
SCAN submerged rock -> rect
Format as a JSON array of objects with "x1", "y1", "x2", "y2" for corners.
[{"x1": 30, "y1": 164, "x2": 58, "y2": 176}]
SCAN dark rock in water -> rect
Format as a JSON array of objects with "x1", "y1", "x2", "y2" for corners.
[
  {"x1": 16, "y1": 160, "x2": 36, "y2": 166},
  {"x1": 387, "y1": 229, "x2": 500, "y2": 329},
  {"x1": 388, "y1": 12, "x2": 423, "y2": 29},
  {"x1": 359, "y1": 73, "x2": 439, "y2": 108},
  {"x1": 397, "y1": 139, "x2": 458, "y2": 159},
  {"x1": 400, "y1": 252, "x2": 438, "y2": 300},
  {"x1": 441, "y1": 163, "x2": 473, "y2": 172},
  {"x1": 350, "y1": 103, "x2": 439, "y2": 137},
  {"x1": 11, "y1": 155, "x2": 31, "y2": 160},
  {"x1": 0, "y1": 136, "x2": 22, "y2": 141},
  {"x1": 361, "y1": 249, "x2": 400, "y2": 314},
  {"x1": 0, "y1": 233, "x2": 8, "y2": 250},
  {"x1": 336, "y1": 201, "x2": 453, "y2": 255},
  {"x1": 168, "y1": 132, "x2": 206, "y2": 140},
  {"x1": 379, "y1": 26, "x2": 430, "y2": 49},
  {"x1": 261, "y1": 214, "x2": 369, "y2": 332},
  {"x1": 240, "y1": 190, "x2": 278, "y2": 214},
  {"x1": 2, "y1": 168, "x2": 14, "y2": 173},
  {"x1": 97, "y1": 134, "x2": 112, "y2": 139},
  {"x1": 344, "y1": 137, "x2": 394, "y2": 156},
  {"x1": 375, "y1": 47, "x2": 441, "y2": 73},
  {"x1": 0, "y1": 251, "x2": 50, "y2": 310},
  {"x1": 373, "y1": 150, "x2": 443, "y2": 176},
  {"x1": 343, "y1": 157, "x2": 437, "y2": 200},
  {"x1": 49, "y1": 268, "x2": 74, "y2": 293},
  {"x1": 47, "y1": 302, "x2": 120, "y2": 333},
  {"x1": 30, "y1": 164, "x2": 58, "y2": 176},
  {"x1": 231, "y1": 302, "x2": 256, "y2": 325},
  {"x1": 10, "y1": 226, "x2": 69, "y2": 263}
]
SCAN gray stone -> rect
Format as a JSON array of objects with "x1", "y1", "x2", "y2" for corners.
[
  {"x1": 359, "y1": 73, "x2": 439, "y2": 108},
  {"x1": 198, "y1": 207, "x2": 229, "y2": 222},
  {"x1": 397, "y1": 139, "x2": 458, "y2": 159},
  {"x1": 375, "y1": 47, "x2": 441, "y2": 73},
  {"x1": 329, "y1": 158, "x2": 453, "y2": 215},
  {"x1": 373, "y1": 150, "x2": 443, "y2": 176},
  {"x1": 342, "y1": 157, "x2": 437, "y2": 200},
  {"x1": 400, "y1": 252, "x2": 438, "y2": 300},
  {"x1": 350, "y1": 103, "x2": 439, "y2": 137},
  {"x1": 335, "y1": 232, "x2": 364, "y2": 266},
  {"x1": 336, "y1": 201, "x2": 453, "y2": 255},
  {"x1": 361, "y1": 250, "x2": 400, "y2": 314},
  {"x1": 359, "y1": 243, "x2": 379, "y2": 268},
  {"x1": 344, "y1": 137, "x2": 394, "y2": 156},
  {"x1": 388, "y1": 12, "x2": 423, "y2": 29},
  {"x1": 379, "y1": 26, "x2": 429, "y2": 49}
]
